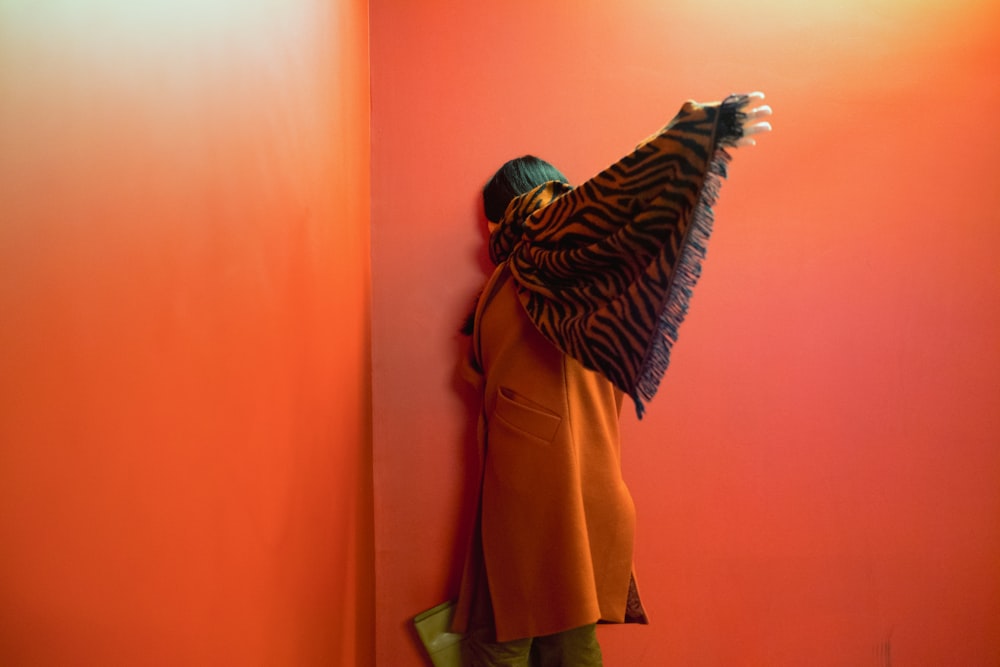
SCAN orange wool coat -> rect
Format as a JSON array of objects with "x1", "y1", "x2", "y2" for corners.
[
  {"x1": 452, "y1": 261, "x2": 645, "y2": 642},
  {"x1": 451, "y1": 96, "x2": 750, "y2": 643}
]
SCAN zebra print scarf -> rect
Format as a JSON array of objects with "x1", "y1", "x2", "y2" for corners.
[{"x1": 487, "y1": 95, "x2": 749, "y2": 418}]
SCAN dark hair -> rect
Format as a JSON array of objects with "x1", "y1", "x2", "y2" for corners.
[{"x1": 482, "y1": 155, "x2": 568, "y2": 224}]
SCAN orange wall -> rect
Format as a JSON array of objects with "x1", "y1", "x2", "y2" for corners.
[
  {"x1": 0, "y1": 1, "x2": 373, "y2": 664},
  {"x1": 371, "y1": 1, "x2": 1000, "y2": 665}
]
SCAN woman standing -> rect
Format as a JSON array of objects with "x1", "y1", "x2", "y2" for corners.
[{"x1": 454, "y1": 93, "x2": 773, "y2": 666}]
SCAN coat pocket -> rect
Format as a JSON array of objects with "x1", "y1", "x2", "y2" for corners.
[{"x1": 492, "y1": 386, "x2": 562, "y2": 444}]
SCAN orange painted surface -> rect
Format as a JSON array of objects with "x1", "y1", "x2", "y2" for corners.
[
  {"x1": 0, "y1": 1, "x2": 372, "y2": 664},
  {"x1": 371, "y1": 1, "x2": 1000, "y2": 665}
]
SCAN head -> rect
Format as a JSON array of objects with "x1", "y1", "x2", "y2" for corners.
[{"x1": 482, "y1": 155, "x2": 569, "y2": 225}]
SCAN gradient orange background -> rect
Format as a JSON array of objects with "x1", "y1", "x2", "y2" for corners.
[
  {"x1": 2, "y1": 0, "x2": 999, "y2": 665},
  {"x1": 1, "y1": 0, "x2": 372, "y2": 664},
  {"x1": 371, "y1": 1, "x2": 1000, "y2": 666}
]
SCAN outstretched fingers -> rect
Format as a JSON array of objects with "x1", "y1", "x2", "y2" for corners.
[{"x1": 735, "y1": 92, "x2": 773, "y2": 148}]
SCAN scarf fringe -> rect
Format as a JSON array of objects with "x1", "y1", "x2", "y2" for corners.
[{"x1": 632, "y1": 147, "x2": 732, "y2": 419}]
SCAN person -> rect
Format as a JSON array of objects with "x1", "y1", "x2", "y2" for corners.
[{"x1": 453, "y1": 93, "x2": 773, "y2": 666}]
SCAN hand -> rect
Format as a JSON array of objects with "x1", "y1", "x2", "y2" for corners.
[{"x1": 735, "y1": 91, "x2": 773, "y2": 148}]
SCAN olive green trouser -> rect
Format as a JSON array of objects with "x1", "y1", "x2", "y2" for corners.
[{"x1": 462, "y1": 623, "x2": 603, "y2": 667}]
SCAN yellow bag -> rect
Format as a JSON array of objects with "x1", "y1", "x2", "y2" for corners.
[{"x1": 413, "y1": 601, "x2": 464, "y2": 667}]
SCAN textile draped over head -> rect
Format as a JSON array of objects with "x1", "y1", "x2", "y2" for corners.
[{"x1": 485, "y1": 94, "x2": 749, "y2": 418}]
